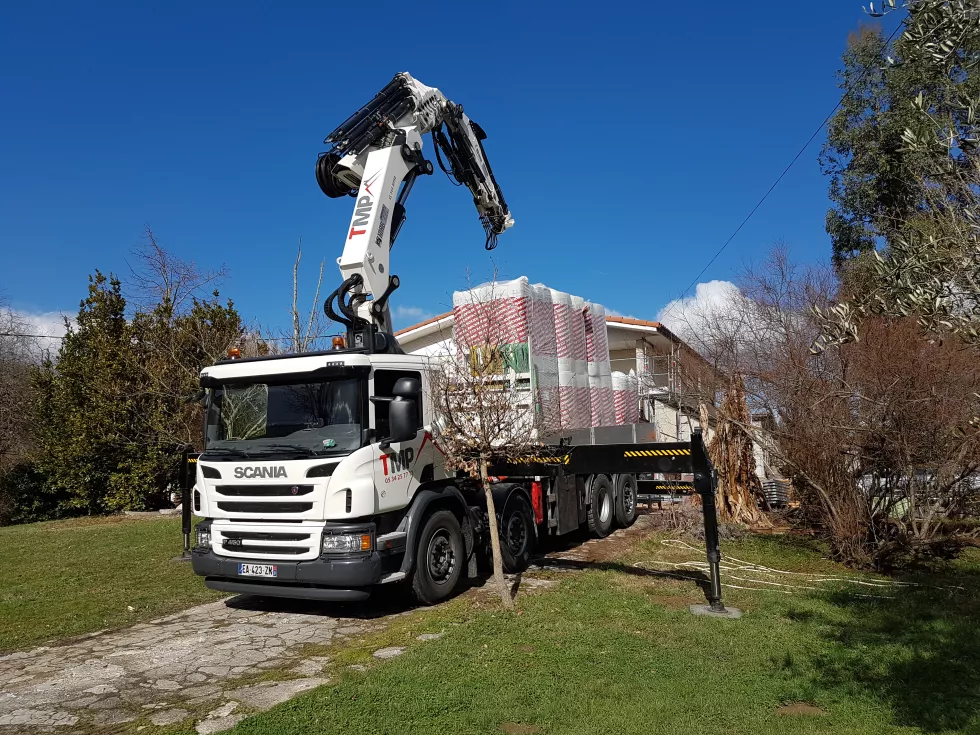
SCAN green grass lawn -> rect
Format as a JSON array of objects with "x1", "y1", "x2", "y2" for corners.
[
  {"x1": 0, "y1": 515, "x2": 223, "y2": 652},
  {"x1": 223, "y1": 532, "x2": 980, "y2": 735}
]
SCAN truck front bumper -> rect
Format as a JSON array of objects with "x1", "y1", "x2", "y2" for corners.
[{"x1": 192, "y1": 549, "x2": 382, "y2": 602}]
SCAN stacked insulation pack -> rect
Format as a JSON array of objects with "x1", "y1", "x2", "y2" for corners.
[
  {"x1": 554, "y1": 291, "x2": 590, "y2": 430},
  {"x1": 585, "y1": 302, "x2": 615, "y2": 426},
  {"x1": 529, "y1": 284, "x2": 561, "y2": 434},
  {"x1": 452, "y1": 277, "x2": 530, "y2": 364},
  {"x1": 612, "y1": 370, "x2": 639, "y2": 425},
  {"x1": 452, "y1": 277, "x2": 620, "y2": 434}
]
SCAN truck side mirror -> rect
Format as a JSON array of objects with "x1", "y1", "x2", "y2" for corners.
[
  {"x1": 384, "y1": 377, "x2": 420, "y2": 446},
  {"x1": 388, "y1": 398, "x2": 418, "y2": 444}
]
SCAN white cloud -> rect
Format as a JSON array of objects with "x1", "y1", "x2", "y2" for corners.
[
  {"x1": 604, "y1": 307, "x2": 636, "y2": 319},
  {"x1": 4, "y1": 309, "x2": 73, "y2": 357},
  {"x1": 656, "y1": 280, "x2": 744, "y2": 340},
  {"x1": 392, "y1": 305, "x2": 434, "y2": 329}
]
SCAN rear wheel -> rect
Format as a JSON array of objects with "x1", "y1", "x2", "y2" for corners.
[
  {"x1": 614, "y1": 474, "x2": 638, "y2": 528},
  {"x1": 410, "y1": 509, "x2": 464, "y2": 605},
  {"x1": 587, "y1": 474, "x2": 614, "y2": 538},
  {"x1": 500, "y1": 495, "x2": 535, "y2": 573}
]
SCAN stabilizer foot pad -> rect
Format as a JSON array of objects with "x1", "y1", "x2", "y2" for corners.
[{"x1": 689, "y1": 604, "x2": 742, "y2": 619}]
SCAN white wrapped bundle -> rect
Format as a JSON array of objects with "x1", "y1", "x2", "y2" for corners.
[
  {"x1": 529, "y1": 283, "x2": 560, "y2": 434},
  {"x1": 569, "y1": 295, "x2": 591, "y2": 429},
  {"x1": 452, "y1": 277, "x2": 530, "y2": 350},
  {"x1": 586, "y1": 302, "x2": 615, "y2": 426},
  {"x1": 552, "y1": 289, "x2": 589, "y2": 430},
  {"x1": 612, "y1": 370, "x2": 639, "y2": 425}
]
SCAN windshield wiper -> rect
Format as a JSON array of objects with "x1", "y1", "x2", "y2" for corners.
[
  {"x1": 202, "y1": 447, "x2": 252, "y2": 458},
  {"x1": 248, "y1": 443, "x2": 322, "y2": 457}
]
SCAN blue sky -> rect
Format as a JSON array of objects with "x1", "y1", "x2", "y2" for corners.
[{"x1": 0, "y1": 1, "x2": 901, "y2": 336}]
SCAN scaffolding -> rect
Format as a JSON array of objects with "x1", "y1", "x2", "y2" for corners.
[{"x1": 632, "y1": 338, "x2": 715, "y2": 443}]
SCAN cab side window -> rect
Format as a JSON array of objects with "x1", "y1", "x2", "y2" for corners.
[{"x1": 373, "y1": 369, "x2": 423, "y2": 439}]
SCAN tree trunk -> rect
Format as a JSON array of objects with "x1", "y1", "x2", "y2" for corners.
[
  {"x1": 480, "y1": 457, "x2": 514, "y2": 610},
  {"x1": 709, "y1": 378, "x2": 771, "y2": 527}
]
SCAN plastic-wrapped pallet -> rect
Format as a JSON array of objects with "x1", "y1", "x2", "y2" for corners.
[
  {"x1": 452, "y1": 277, "x2": 530, "y2": 372},
  {"x1": 612, "y1": 370, "x2": 639, "y2": 425},
  {"x1": 585, "y1": 302, "x2": 615, "y2": 426},
  {"x1": 569, "y1": 295, "x2": 592, "y2": 429},
  {"x1": 551, "y1": 289, "x2": 587, "y2": 429},
  {"x1": 529, "y1": 283, "x2": 560, "y2": 434},
  {"x1": 452, "y1": 277, "x2": 561, "y2": 435}
]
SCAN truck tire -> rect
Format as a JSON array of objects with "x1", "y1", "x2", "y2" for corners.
[
  {"x1": 614, "y1": 473, "x2": 638, "y2": 528},
  {"x1": 499, "y1": 495, "x2": 535, "y2": 573},
  {"x1": 586, "y1": 474, "x2": 614, "y2": 538},
  {"x1": 410, "y1": 509, "x2": 464, "y2": 605}
]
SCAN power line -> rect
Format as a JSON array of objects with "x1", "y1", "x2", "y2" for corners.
[
  {"x1": 658, "y1": 17, "x2": 906, "y2": 326},
  {"x1": 0, "y1": 332, "x2": 65, "y2": 339}
]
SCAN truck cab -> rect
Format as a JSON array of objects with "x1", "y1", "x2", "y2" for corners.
[{"x1": 191, "y1": 348, "x2": 460, "y2": 603}]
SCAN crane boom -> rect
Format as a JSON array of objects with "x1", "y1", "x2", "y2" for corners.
[{"x1": 316, "y1": 73, "x2": 513, "y2": 352}]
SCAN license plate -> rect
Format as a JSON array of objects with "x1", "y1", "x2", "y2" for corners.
[{"x1": 238, "y1": 563, "x2": 277, "y2": 578}]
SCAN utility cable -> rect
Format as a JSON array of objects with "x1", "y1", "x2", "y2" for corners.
[{"x1": 658, "y1": 18, "x2": 906, "y2": 326}]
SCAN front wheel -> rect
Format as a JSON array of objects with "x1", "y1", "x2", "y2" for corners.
[{"x1": 410, "y1": 509, "x2": 464, "y2": 605}]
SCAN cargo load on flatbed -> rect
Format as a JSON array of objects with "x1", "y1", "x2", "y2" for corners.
[{"x1": 452, "y1": 277, "x2": 638, "y2": 436}]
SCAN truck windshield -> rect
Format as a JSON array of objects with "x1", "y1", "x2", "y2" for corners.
[{"x1": 205, "y1": 378, "x2": 361, "y2": 457}]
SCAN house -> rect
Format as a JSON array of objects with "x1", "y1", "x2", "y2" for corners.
[{"x1": 395, "y1": 312, "x2": 718, "y2": 443}]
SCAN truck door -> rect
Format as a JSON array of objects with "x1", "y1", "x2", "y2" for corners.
[{"x1": 372, "y1": 369, "x2": 429, "y2": 513}]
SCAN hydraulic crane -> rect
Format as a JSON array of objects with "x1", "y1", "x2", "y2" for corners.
[{"x1": 315, "y1": 72, "x2": 514, "y2": 353}]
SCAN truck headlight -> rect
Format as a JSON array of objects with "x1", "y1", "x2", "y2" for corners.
[
  {"x1": 195, "y1": 527, "x2": 211, "y2": 549},
  {"x1": 321, "y1": 533, "x2": 372, "y2": 554}
]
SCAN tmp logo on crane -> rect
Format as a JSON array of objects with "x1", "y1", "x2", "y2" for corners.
[{"x1": 348, "y1": 170, "x2": 382, "y2": 240}]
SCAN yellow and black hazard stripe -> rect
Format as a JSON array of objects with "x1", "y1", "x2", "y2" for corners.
[
  {"x1": 651, "y1": 483, "x2": 694, "y2": 491},
  {"x1": 622, "y1": 448, "x2": 691, "y2": 458},
  {"x1": 514, "y1": 455, "x2": 570, "y2": 465}
]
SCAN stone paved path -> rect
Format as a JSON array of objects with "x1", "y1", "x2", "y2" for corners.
[
  {"x1": 0, "y1": 516, "x2": 658, "y2": 734},
  {"x1": 0, "y1": 594, "x2": 401, "y2": 734}
]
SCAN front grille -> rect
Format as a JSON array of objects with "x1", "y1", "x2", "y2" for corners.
[
  {"x1": 216, "y1": 502, "x2": 314, "y2": 514},
  {"x1": 215, "y1": 485, "x2": 314, "y2": 497},
  {"x1": 222, "y1": 530, "x2": 311, "y2": 541},
  {"x1": 221, "y1": 542, "x2": 309, "y2": 555},
  {"x1": 226, "y1": 518, "x2": 303, "y2": 523}
]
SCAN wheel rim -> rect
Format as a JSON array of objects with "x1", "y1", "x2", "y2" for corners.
[
  {"x1": 505, "y1": 511, "x2": 528, "y2": 556},
  {"x1": 623, "y1": 480, "x2": 635, "y2": 515},
  {"x1": 599, "y1": 488, "x2": 612, "y2": 523},
  {"x1": 427, "y1": 530, "x2": 456, "y2": 584}
]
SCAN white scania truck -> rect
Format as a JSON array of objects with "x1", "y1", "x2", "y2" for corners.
[{"x1": 191, "y1": 73, "x2": 723, "y2": 609}]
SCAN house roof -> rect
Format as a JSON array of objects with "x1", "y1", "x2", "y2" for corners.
[
  {"x1": 605, "y1": 316, "x2": 663, "y2": 330},
  {"x1": 394, "y1": 311, "x2": 453, "y2": 336}
]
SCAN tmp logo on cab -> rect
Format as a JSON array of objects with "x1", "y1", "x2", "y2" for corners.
[{"x1": 380, "y1": 448, "x2": 414, "y2": 478}]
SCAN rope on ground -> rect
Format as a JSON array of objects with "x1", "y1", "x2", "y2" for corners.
[{"x1": 630, "y1": 539, "x2": 965, "y2": 599}]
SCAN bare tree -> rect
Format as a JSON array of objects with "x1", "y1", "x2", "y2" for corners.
[
  {"x1": 127, "y1": 226, "x2": 228, "y2": 317},
  {"x1": 289, "y1": 237, "x2": 326, "y2": 353},
  {"x1": 683, "y1": 247, "x2": 980, "y2": 567},
  {"x1": 427, "y1": 277, "x2": 539, "y2": 609},
  {"x1": 0, "y1": 302, "x2": 40, "y2": 471}
]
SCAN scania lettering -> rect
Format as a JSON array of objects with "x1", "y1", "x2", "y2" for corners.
[{"x1": 233, "y1": 466, "x2": 288, "y2": 479}]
